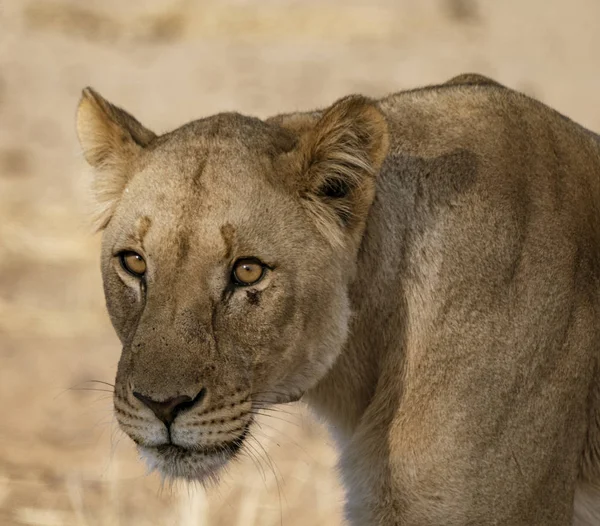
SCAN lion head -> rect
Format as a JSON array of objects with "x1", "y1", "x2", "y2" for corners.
[{"x1": 76, "y1": 88, "x2": 388, "y2": 481}]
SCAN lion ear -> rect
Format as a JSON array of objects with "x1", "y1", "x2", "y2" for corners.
[
  {"x1": 76, "y1": 88, "x2": 156, "y2": 229},
  {"x1": 290, "y1": 96, "x2": 389, "y2": 245}
]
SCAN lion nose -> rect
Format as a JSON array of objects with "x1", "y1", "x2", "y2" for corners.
[{"x1": 133, "y1": 388, "x2": 206, "y2": 427}]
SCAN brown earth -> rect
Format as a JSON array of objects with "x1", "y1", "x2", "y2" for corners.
[{"x1": 1, "y1": 0, "x2": 599, "y2": 524}]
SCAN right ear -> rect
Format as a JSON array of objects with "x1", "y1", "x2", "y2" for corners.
[
  {"x1": 273, "y1": 96, "x2": 389, "y2": 248},
  {"x1": 76, "y1": 87, "x2": 156, "y2": 229}
]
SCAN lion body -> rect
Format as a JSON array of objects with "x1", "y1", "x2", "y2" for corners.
[
  {"x1": 77, "y1": 75, "x2": 600, "y2": 525},
  {"x1": 308, "y1": 77, "x2": 600, "y2": 524}
]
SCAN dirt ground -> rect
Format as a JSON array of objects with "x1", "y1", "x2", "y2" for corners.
[{"x1": 0, "y1": 1, "x2": 599, "y2": 525}]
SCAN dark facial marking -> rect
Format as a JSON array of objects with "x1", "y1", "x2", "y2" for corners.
[
  {"x1": 246, "y1": 290, "x2": 261, "y2": 305},
  {"x1": 176, "y1": 227, "x2": 191, "y2": 264},
  {"x1": 220, "y1": 223, "x2": 236, "y2": 260},
  {"x1": 136, "y1": 216, "x2": 152, "y2": 244}
]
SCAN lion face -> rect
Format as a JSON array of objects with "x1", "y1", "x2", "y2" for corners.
[{"x1": 76, "y1": 89, "x2": 388, "y2": 481}]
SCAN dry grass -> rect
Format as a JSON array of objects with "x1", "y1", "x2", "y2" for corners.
[{"x1": 1, "y1": 0, "x2": 600, "y2": 524}]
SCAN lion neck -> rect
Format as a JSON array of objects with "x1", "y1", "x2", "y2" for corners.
[{"x1": 304, "y1": 166, "x2": 409, "y2": 444}]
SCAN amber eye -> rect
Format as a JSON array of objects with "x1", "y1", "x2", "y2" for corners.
[
  {"x1": 119, "y1": 251, "x2": 147, "y2": 277},
  {"x1": 232, "y1": 258, "x2": 265, "y2": 286}
]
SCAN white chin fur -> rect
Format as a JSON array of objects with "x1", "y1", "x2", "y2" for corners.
[{"x1": 138, "y1": 445, "x2": 230, "y2": 483}]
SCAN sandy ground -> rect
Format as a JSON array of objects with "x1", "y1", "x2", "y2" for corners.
[{"x1": 0, "y1": 1, "x2": 599, "y2": 525}]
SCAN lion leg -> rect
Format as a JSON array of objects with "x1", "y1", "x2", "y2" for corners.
[
  {"x1": 341, "y1": 370, "x2": 589, "y2": 525},
  {"x1": 339, "y1": 292, "x2": 595, "y2": 525}
]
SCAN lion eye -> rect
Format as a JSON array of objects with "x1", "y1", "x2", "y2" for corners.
[
  {"x1": 119, "y1": 251, "x2": 146, "y2": 277},
  {"x1": 232, "y1": 258, "x2": 265, "y2": 286}
]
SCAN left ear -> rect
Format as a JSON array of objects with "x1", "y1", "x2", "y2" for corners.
[
  {"x1": 286, "y1": 95, "x2": 389, "y2": 245},
  {"x1": 76, "y1": 87, "x2": 156, "y2": 230}
]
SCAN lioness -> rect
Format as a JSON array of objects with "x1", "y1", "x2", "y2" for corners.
[{"x1": 76, "y1": 74, "x2": 600, "y2": 525}]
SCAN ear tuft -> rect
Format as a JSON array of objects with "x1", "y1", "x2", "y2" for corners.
[
  {"x1": 298, "y1": 95, "x2": 389, "y2": 244},
  {"x1": 76, "y1": 88, "x2": 156, "y2": 230}
]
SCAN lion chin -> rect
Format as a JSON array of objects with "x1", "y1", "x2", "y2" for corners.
[
  {"x1": 138, "y1": 442, "x2": 239, "y2": 483},
  {"x1": 138, "y1": 427, "x2": 249, "y2": 483}
]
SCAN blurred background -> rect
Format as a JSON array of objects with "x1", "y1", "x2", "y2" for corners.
[{"x1": 1, "y1": 0, "x2": 599, "y2": 525}]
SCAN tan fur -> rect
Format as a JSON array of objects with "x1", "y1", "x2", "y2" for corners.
[
  {"x1": 76, "y1": 75, "x2": 600, "y2": 525},
  {"x1": 443, "y1": 72, "x2": 504, "y2": 87},
  {"x1": 77, "y1": 87, "x2": 156, "y2": 229}
]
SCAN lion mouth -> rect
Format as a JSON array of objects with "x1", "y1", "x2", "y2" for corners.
[
  {"x1": 158, "y1": 426, "x2": 249, "y2": 457},
  {"x1": 138, "y1": 424, "x2": 250, "y2": 481}
]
